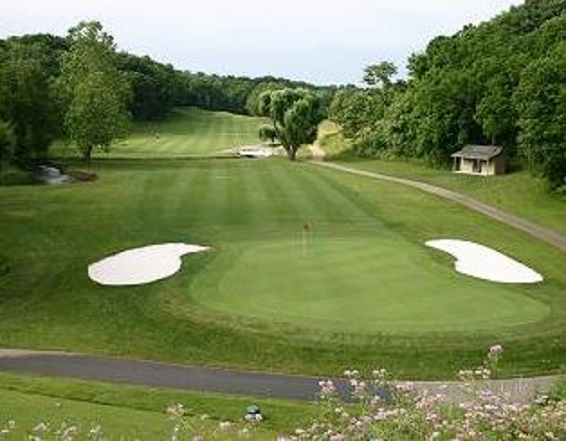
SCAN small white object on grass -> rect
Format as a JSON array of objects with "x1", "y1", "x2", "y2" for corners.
[
  {"x1": 426, "y1": 239, "x2": 543, "y2": 284},
  {"x1": 88, "y1": 243, "x2": 209, "y2": 286}
]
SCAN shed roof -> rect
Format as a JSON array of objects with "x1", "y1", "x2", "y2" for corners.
[{"x1": 451, "y1": 145, "x2": 504, "y2": 160}]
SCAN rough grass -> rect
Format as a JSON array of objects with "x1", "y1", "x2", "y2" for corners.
[
  {"x1": 0, "y1": 373, "x2": 307, "y2": 438},
  {"x1": 335, "y1": 157, "x2": 566, "y2": 237},
  {"x1": 317, "y1": 120, "x2": 352, "y2": 157}
]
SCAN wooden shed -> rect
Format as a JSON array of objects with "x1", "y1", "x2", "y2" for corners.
[{"x1": 451, "y1": 145, "x2": 506, "y2": 176}]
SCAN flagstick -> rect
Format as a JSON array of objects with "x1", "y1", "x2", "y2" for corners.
[
  {"x1": 302, "y1": 226, "x2": 307, "y2": 258},
  {"x1": 302, "y1": 223, "x2": 311, "y2": 258}
]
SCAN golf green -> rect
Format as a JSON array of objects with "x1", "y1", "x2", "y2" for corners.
[{"x1": 190, "y1": 236, "x2": 549, "y2": 333}]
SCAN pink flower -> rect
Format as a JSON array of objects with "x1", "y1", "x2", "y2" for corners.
[{"x1": 318, "y1": 379, "x2": 337, "y2": 397}]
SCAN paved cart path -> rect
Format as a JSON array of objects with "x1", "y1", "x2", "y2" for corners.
[
  {"x1": 310, "y1": 161, "x2": 566, "y2": 252},
  {"x1": 0, "y1": 350, "x2": 558, "y2": 404}
]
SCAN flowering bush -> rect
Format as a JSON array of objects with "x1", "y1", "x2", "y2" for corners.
[{"x1": 285, "y1": 345, "x2": 566, "y2": 440}]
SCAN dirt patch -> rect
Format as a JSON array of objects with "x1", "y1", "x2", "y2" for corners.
[{"x1": 308, "y1": 141, "x2": 326, "y2": 161}]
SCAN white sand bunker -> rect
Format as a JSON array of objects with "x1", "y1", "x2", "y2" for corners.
[
  {"x1": 426, "y1": 239, "x2": 543, "y2": 284},
  {"x1": 88, "y1": 243, "x2": 209, "y2": 286}
]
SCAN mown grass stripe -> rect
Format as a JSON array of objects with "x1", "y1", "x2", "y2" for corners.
[{"x1": 2, "y1": 108, "x2": 566, "y2": 380}]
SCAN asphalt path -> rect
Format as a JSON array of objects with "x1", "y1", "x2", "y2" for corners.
[
  {"x1": 0, "y1": 350, "x2": 349, "y2": 401},
  {"x1": 0, "y1": 350, "x2": 557, "y2": 404}
]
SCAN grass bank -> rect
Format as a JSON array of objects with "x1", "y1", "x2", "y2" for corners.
[
  {"x1": 333, "y1": 157, "x2": 566, "y2": 237},
  {"x1": 0, "y1": 373, "x2": 310, "y2": 438}
]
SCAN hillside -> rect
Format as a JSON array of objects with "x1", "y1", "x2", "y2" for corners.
[{"x1": 330, "y1": 0, "x2": 566, "y2": 187}]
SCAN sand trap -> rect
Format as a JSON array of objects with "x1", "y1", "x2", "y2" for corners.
[
  {"x1": 88, "y1": 243, "x2": 209, "y2": 286},
  {"x1": 426, "y1": 239, "x2": 543, "y2": 284}
]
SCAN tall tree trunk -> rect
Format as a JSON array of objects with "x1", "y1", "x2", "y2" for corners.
[
  {"x1": 83, "y1": 144, "x2": 93, "y2": 165},
  {"x1": 289, "y1": 147, "x2": 297, "y2": 161}
]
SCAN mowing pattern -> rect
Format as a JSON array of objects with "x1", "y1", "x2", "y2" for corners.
[
  {"x1": 114, "y1": 108, "x2": 266, "y2": 158},
  {"x1": 177, "y1": 162, "x2": 549, "y2": 333},
  {"x1": 2, "y1": 108, "x2": 566, "y2": 377},
  {"x1": 0, "y1": 160, "x2": 559, "y2": 338}
]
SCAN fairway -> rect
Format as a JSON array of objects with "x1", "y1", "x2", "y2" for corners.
[
  {"x1": 119, "y1": 107, "x2": 266, "y2": 157},
  {"x1": 54, "y1": 107, "x2": 267, "y2": 158},
  {"x1": 1, "y1": 108, "x2": 566, "y2": 378}
]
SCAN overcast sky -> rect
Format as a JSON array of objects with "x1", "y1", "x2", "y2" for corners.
[{"x1": 1, "y1": 0, "x2": 523, "y2": 85}]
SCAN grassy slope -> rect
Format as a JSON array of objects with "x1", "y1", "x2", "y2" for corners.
[
  {"x1": 332, "y1": 157, "x2": 566, "y2": 237},
  {"x1": 315, "y1": 121, "x2": 565, "y2": 235},
  {"x1": 0, "y1": 373, "x2": 309, "y2": 438},
  {"x1": 53, "y1": 107, "x2": 267, "y2": 158},
  {"x1": 317, "y1": 120, "x2": 352, "y2": 157},
  {"x1": 1, "y1": 156, "x2": 565, "y2": 379}
]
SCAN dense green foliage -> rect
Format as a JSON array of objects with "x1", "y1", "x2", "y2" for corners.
[
  {"x1": 330, "y1": 0, "x2": 566, "y2": 187},
  {"x1": 0, "y1": 22, "x2": 333, "y2": 168},
  {"x1": 58, "y1": 21, "x2": 131, "y2": 161},
  {"x1": 258, "y1": 88, "x2": 324, "y2": 160},
  {"x1": 0, "y1": 120, "x2": 16, "y2": 163},
  {"x1": 0, "y1": 37, "x2": 62, "y2": 163}
]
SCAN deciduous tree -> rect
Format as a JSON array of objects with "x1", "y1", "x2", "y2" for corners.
[
  {"x1": 258, "y1": 88, "x2": 323, "y2": 160},
  {"x1": 0, "y1": 120, "x2": 16, "y2": 163},
  {"x1": 515, "y1": 43, "x2": 566, "y2": 187},
  {"x1": 258, "y1": 124, "x2": 277, "y2": 144},
  {"x1": 363, "y1": 61, "x2": 397, "y2": 89},
  {"x1": 59, "y1": 21, "x2": 130, "y2": 161},
  {"x1": 0, "y1": 41, "x2": 58, "y2": 162}
]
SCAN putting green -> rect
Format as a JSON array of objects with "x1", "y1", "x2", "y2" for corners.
[{"x1": 190, "y1": 236, "x2": 549, "y2": 334}]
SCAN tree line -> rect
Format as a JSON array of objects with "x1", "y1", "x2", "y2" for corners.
[
  {"x1": 329, "y1": 0, "x2": 566, "y2": 188},
  {"x1": 0, "y1": 21, "x2": 333, "y2": 164},
  {"x1": 1, "y1": 0, "x2": 564, "y2": 186}
]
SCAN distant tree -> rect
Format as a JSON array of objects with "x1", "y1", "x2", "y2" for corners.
[
  {"x1": 118, "y1": 54, "x2": 180, "y2": 121},
  {"x1": 363, "y1": 61, "x2": 397, "y2": 88},
  {"x1": 246, "y1": 81, "x2": 285, "y2": 116},
  {"x1": 475, "y1": 79, "x2": 515, "y2": 145},
  {"x1": 515, "y1": 42, "x2": 566, "y2": 187},
  {"x1": 0, "y1": 120, "x2": 16, "y2": 182},
  {"x1": 329, "y1": 88, "x2": 378, "y2": 138},
  {"x1": 259, "y1": 88, "x2": 323, "y2": 160},
  {"x1": 59, "y1": 21, "x2": 130, "y2": 161},
  {"x1": 0, "y1": 120, "x2": 16, "y2": 163},
  {"x1": 258, "y1": 124, "x2": 277, "y2": 144},
  {"x1": 0, "y1": 41, "x2": 59, "y2": 162}
]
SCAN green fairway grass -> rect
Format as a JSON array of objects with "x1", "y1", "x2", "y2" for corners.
[
  {"x1": 1, "y1": 108, "x2": 566, "y2": 379},
  {"x1": 0, "y1": 373, "x2": 309, "y2": 438},
  {"x1": 0, "y1": 389, "x2": 175, "y2": 439},
  {"x1": 335, "y1": 157, "x2": 566, "y2": 237},
  {"x1": 54, "y1": 107, "x2": 268, "y2": 158}
]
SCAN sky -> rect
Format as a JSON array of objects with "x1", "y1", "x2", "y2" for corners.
[{"x1": 1, "y1": 0, "x2": 524, "y2": 85}]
